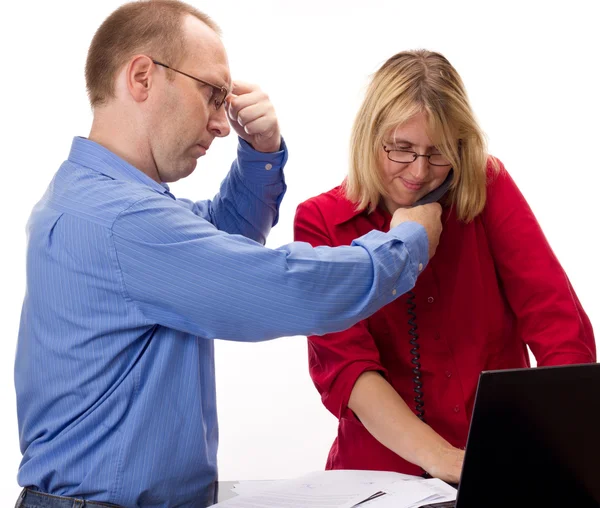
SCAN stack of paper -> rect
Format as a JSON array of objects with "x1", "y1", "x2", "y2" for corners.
[
  {"x1": 212, "y1": 470, "x2": 456, "y2": 508},
  {"x1": 229, "y1": 481, "x2": 278, "y2": 497}
]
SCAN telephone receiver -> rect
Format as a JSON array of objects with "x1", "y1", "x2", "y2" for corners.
[{"x1": 411, "y1": 169, "x2": 454, "y2": 207}]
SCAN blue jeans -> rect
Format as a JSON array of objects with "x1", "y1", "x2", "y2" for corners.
[{"x1": 15, "y1": 489, "x2": 122, "y2": 508}]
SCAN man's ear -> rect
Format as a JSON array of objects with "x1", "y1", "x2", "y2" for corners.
[{"x1": 126, "y1": 55, "x2": 154, "y2": 103}]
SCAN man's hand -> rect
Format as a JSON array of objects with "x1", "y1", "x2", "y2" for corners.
[
  {"x1": 226, "y1": 81, "x2": 281, "y2": 153},
  {"x1": 391, "y1": 203, "x2": 442, "y2": 259},
  {"x1": 423, "y1": 443, "x2": 465, "y2": 485}
]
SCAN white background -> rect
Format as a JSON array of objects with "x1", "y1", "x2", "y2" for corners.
[{"x1": 1, "y1": 0, "x2": 598, "y2": 503}]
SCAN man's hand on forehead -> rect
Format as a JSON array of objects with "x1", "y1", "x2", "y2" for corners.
[{"x1": 226, "y1": 81, "x2": 281, "y2": 153}]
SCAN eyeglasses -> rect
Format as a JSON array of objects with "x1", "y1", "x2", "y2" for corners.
[
  {"x1": 152, "y1": 59, "x2": 229, "y2": 110},
  {"x1": 382, "y1": 144, "x2": 452, "y2": 167}
]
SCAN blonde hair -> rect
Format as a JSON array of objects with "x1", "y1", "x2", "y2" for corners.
[
  {"x1": 85, "y1": 0, "x2": 220, "y2": 107},
  {"x1": 345, "y1": 49, "x2": 492, "y2": 222}
]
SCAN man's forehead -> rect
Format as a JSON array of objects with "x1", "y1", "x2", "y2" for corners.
[
  {"x1": 183, "y1": 26, "x2": 231, "y2": 87},
  {"x1": 189, "y1": 59, "x2": 231, "y2": 90}
]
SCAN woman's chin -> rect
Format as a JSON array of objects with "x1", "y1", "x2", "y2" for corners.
[{"x1": 383, "y1": 195, "x2": 419, "y2": 213}]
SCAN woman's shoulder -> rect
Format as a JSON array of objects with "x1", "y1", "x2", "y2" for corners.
[
  {"x1": 484, "y1": 155, "x2": 513, "y2": 189},
  {"x1": 297, "y1": 184, "x2": 358, "y2": 218},
  {"x1": 299, "y1": 185, "x2": 348, "y2": 209},
  {"x1": 296, "y1": 183, "x2": 366, "y2": 228},
  {"x1": 480, "y1": 155, "x2": 536, "y2": 228}
]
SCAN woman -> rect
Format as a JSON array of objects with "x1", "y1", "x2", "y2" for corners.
[{"x1": 293, "y1": 50, "x2": 595, "y2": 483}]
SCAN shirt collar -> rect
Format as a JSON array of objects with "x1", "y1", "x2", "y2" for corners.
[
  {"x1": 67, "y1": 137, "x2": 171, "y2": 196},
  {"x1": 333, "y1": 185, "x2": 389, "y2": 229}
]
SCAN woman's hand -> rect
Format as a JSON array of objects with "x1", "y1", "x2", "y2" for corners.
[{"x1": 422, "y1": 443, "x2": 465, "y2": 484}]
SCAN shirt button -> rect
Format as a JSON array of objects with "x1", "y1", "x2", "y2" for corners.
[
  {"x1": 392, "y1": 289, "x2": 397, "y2": 296},
  {"x1": 433, "y1": 333, "x2": 440, "y2": 341},
  {"x1": 445, "y1": 371, "x2": 452, "y2": 378},
  {"x1": 265, "y1": 163, "x2": 273, "y2": 170},
  {"x1": 427, "y1": 296, "x2": 435, "y2": 304},
  {"x1": 418, "y1": 263, "x2": 423, "y2": 272},
  {"x1": 453, "y1": 405, "x2": 460, "y2": 413}
]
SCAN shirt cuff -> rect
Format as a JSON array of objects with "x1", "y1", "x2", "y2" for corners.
[
  {"x1": 236, "y1": 137, "x2": 288, "y2": 185},
  {"x1": 387, "y1": 221, "x2": 429, "y2": 274}
]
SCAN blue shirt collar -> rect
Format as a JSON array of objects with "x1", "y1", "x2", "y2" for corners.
[{"x1": 68, "y1": 137, "x2": 171, "y2": 195}]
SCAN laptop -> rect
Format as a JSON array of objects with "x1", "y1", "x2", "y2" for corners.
[{"x1": 421, "y1": 363, "x2": 600, "y2": 508}]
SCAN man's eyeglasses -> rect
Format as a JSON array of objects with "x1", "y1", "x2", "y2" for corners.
[
  {"x1": 382, "y1": 144, "x2": 452, "y2": 167},
  {"x1": 152, "y1": 59, "x2": 229, "y2": 110}
]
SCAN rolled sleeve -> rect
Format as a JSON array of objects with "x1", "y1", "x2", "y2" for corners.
[
  {"x1": 323, "y1": 360, "x2": 388, "y2": 420},
  {"x1": 309, "y1": 320, "x2": 388, "y2": 420}
]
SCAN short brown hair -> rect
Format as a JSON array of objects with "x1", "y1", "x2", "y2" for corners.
[
  {"x1": 345, "y1": 50, "x2": 493, "y2": 222},
  {"x1": 85, "y1": 0, "x2": 220, "y2": 107}
]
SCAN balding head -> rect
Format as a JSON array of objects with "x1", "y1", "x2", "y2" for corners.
[{"x1": 85, "y1": 0, "x2": 220, "y2": 108}]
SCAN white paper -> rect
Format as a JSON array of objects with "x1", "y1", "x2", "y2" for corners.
[
  {"x1": 361, "y1": 478, "x2": 457, "y2": 508},
  {"x1": 214, "y1": 482, "x2": 381, "y2": 508},
  {"x1": 295, "y1": 469, "x2": 422, "y2": 485},
  {"x1": 214, "y1": 470, "x2": 456, "y2": 508},
  {"x1": 231, "y1": 480, "x2": 278, "y2": 497}
]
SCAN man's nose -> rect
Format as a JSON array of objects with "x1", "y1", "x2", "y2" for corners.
[{"x1": 208, "y1": 106, "x2": 230, "y2": 138}]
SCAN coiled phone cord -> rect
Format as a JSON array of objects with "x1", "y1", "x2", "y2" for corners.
[
  {"x1": 407, "y1": 289, "x2": 433, "y2": 479},
  {"x1": 407, "y1": 290, "x2": 425, "y2": 422}
]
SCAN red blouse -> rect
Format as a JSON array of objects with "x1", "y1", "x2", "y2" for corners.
[{"x1": 293, "y1": 160, "x2": 595, "y2": 476}]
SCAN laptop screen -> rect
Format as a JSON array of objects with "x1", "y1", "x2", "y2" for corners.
[{"x1": 456, "y1": 363, "x2": 600, "y2": 508}]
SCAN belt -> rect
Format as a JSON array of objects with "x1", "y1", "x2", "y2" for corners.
[{"x1": 17, "y1": 488, "x2": 123, "y2": 508}]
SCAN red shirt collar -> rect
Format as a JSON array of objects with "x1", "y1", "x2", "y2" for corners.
[{"x1": 332, "y1": 186, "x2": 390, "y2": 230}]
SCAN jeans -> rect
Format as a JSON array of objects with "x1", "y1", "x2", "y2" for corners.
[{"x1": 15, "y1": 489, "x2": 122, "y2": 508}]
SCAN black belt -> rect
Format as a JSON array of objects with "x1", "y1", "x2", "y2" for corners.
[{"x1": 17, "y1": 488, "x2": 123, "y2": 508}]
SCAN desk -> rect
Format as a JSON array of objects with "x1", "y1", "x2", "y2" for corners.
[
  {"x1": 215, "y1": 481, "x2": 239, "y2": 503},
  {"x1": 213, "y1": 479, "x2": 459, "y2": 505}
]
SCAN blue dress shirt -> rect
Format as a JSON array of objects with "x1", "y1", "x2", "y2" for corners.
[{"x1": 15, "y1": 136, "x2": 428, "y2": 507}]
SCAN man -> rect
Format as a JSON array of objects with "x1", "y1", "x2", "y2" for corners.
[{"x1": 14, "y1": 1, "x2": 442, "y2": 507}]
